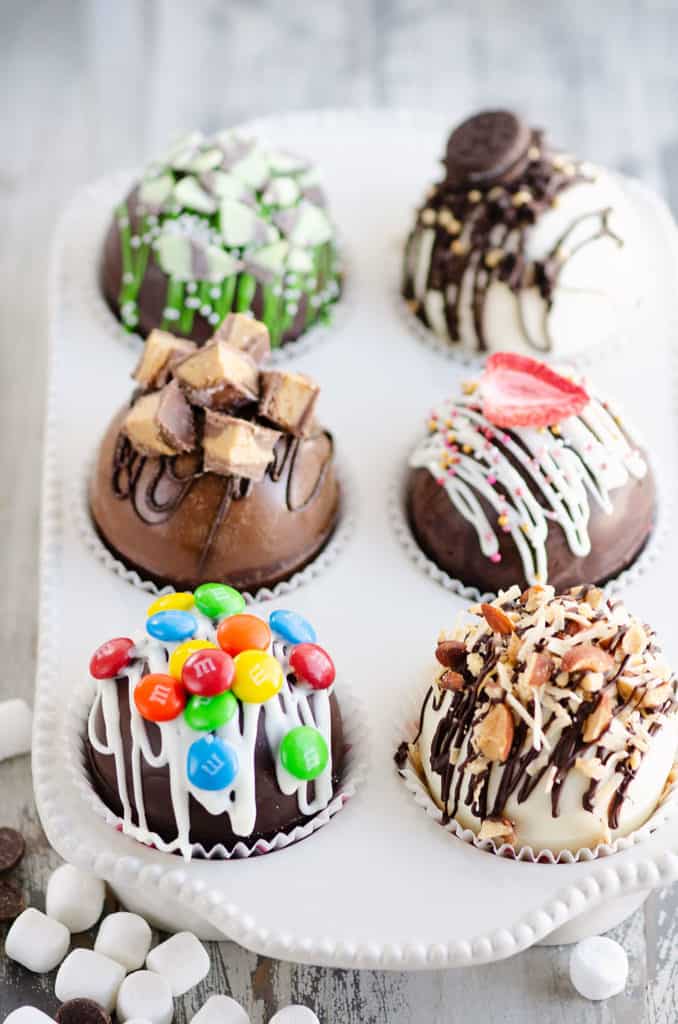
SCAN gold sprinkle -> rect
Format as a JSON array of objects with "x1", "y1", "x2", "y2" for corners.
[
  {"x1": 528, "y1": 146, "x2": 540, "y2": 161},
  {"x1": 451, "y1": 239, "x2": 467, "y2": 255},
  {"x1": 468, "y1": 189, "x2": 482, "y2": 203},
  {"x1": 406, "y1": 298, "x2": 420, "y2": 314},
  {"x1": 498, "y1": 514, "x2": 509, "y2": 527},
  {"x1": 551, "y1": 424, "x2": 562, "y2": 436},
  {"x1": 421, "y1": 208, "x2": 436, "y2": 226},
  {"x1": 463, "y1": 444, "x2": 473, "y2": 455},
  {"x1": 488, "y1": 186, "x2": 504, "y2": 200},
  {"x1": 512, "y1": 190, "x2": 532, "y2": 207},
  {"x1": 485, "y1": 248, "x2": 504, "y2": 269},
  {"x1": 462, "y1": 380, "x2": 478, "y2": 395}
]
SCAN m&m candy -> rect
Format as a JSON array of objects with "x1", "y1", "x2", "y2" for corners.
[
  {"x1": 187, "y1": 735, "x2": 239, "y2": 791},
  {"x1": 89, "y1": 638, "x2": 134, "y2": 680},
  {"x1": 279, "y1": 727, "x2": 329, "y2": 781},
  {"x1": 289, "y1": 644, "x2": 335, "y2": 690},
  {"x1": 168, "y1": 639, "x2": 217, "y2": 679},
  {"x1": 269, "y1": 610, "x2": 317, "y2": 645},
  {"x1": 147, "y1": 592, "x2": 194, "y2": 617},
  {"x1": 233, "y1": 650, "x2": 284, "y2": 704},
  {"x1": 217, "y1": 614, "x2": 271, "y2": 657},
  {"x1": 146, "y1": 610, "x2": 198, "y2": 643},
  {"x1": 134, "y1": 674, "x2": 186, "y2": 722},
  {"x1": 194, "y1": 583, "x2": 245, "y2": 620},
  {"x1": 182, "y1": 648, "x2": 235, "y2": 697},
  {"x1": 184, "y1": 691, "x2": 238, "y2": 732}
]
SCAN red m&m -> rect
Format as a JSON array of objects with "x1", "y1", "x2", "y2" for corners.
[
  {"x1": 90, "y1": 638, "x2": 135, "y2": 680},
  {"x1": 289, "y1": 644, "x2": 335, "y2": 690},
  {"x1": 182, "y1": 649, "x2": 235, "y2": 698},
  {"x1": 217, "y1": 614, "x2": 271, "y2": 657},
  {"x1": 134, "y1": 674, "x2": 186, "y2": 722}
]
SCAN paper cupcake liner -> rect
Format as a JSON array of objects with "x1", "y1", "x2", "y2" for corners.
[
  {"x1": 73, "y1": 454, "x2": 356, "y2": 602},
  {"x1": 64, "y1": 672, "x2": 368, "y2": 861},
  {"x1": 389, "y1": 448, "x2": 673, "y2": 604},
  {"x1": 65, "y1": 172, "x2": 350, "y2": 368},
  {"x1": 395, "y1": 684, "x2": 678, "y2": 865}
]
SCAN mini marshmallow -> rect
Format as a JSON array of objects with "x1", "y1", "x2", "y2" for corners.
[
  {"x1": 3, "y1": 1010, "x2": 55, "y2": 1024},
  {"x1": 0, "y1": 699, "x2": 32, "y2": 760},
  {"x1": 55, "y1": 949, "x2": 126, "y2": 1012},
  {"x1": 269, "y1": 1010, "x2": 320, "y2": 1024},
  {"x1": 117, "y1": 972, "x2": 174, "y2": 1024},
  {"x1": 46, "y1": 863, "x2": 106, "y2": 932},
  {"x1": 569, "y1": 936, "x2": 629, "y2": 1001},
  {"x1": 95, "y1": 912, "x2": 153, "y2": 972},
  {"x1": 146, "y1": 931, "x2": 209, "y2": 996},
  {"x1": 192, "y1": 995, "x2": 250, "y2": 1024},
  {"x1": 5, "y1": 907, "x2": 70, "y2": 973}
]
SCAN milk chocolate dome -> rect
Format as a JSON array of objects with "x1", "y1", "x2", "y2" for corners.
[
  {"x1": 397, "y1": 587, "x2": 678, "y2": 854},
  {"x1": 86, "y1": 592, "x2": 346, "y2": 856},
  {"x1": 406, "y1": 354, "x2": 655, "y2": 594},
  {"x1": 89, "y1": 315, "x2": 340, "y2": 592},
  {"x1": 402, "y1": 109, "x2": 640, "y2": 357},
  {"x1": 101, "y1": 130, "x2": 341, "y2": 349}
]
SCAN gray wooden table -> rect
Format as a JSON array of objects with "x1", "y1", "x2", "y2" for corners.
[{"x1": 3, "y1": 1, "x2": 678, "y2": 1020}]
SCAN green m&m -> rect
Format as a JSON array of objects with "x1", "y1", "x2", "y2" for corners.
[
  {"x1": 194, "y1": 583, "x2": 246, "y2": 620},
  {"x1": 184, "y1": 690, "x2": 238, "y2": 732},
  {"x1": 279, "y1": 726, "x2": 329, "y2": 781}
]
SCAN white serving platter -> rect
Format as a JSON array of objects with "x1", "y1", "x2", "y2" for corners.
[{"x1": 35, "y1": 110, "x2": 678, "y2": 970}]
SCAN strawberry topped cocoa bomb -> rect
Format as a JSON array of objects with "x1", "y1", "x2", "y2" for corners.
[{"x1": 407, "y1": 354, "x2": 655, "y2": 594}]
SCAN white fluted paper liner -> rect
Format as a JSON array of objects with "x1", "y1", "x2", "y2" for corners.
[
  {"x1": 73, "y1": 453, "x2": 356, "y2": 602},
  {"x1": 65, "y1": 171, "x2": 350, "y2": 369},
  {"x1": 395, "y1": 683, "x2": 678, "y2": 865},
  {"x1": 63, "y1": 674, "x2": 368, "y2": 861},
  {"x1": 389, "y1": 447, "x2": 673, "y2": 604},
  {"x1": 395, "y1": 173, "x2": 652, "y2": 371}
]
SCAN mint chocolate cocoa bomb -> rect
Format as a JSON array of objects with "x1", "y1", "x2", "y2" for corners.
[{"x1": 101, "y1": 130, "x2": 342, "y2": 348}]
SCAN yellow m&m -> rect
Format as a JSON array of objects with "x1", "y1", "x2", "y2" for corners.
[
  {"x1": 233, "y1": 650, "x2": 284, "y2": 704},
  {"x1": 147, "y1": 592, "x2": 195, "y2": 617},
  {"x1": 168, "y1": 639, "x2": 217, "y2": 679}
]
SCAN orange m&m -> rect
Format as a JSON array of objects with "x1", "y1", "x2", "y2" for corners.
[
  {"x1": 134, "y1": 674, "x2": 186, "y2": 722},
  {"x1": 217, "y1": 614, "x2": 271, "y2": 657}
]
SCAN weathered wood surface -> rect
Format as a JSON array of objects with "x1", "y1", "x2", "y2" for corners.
[{"x1": 2, "y1": 1, "x2": 678, "y2": 1020}]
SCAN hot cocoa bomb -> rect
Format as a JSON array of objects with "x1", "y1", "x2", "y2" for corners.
[
  {"x1": 89, "y1": 315, "x2": 340, "y2": 593},
  {"x1": 85, "y1": 591, "x2": 346, "y2": 857}
]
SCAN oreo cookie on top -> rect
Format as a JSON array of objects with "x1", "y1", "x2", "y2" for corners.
[{"x1": 403, "y1": 110, "x2": 641, "y2": 357}]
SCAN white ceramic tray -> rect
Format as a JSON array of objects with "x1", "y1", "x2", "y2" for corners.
[{"x1": 35, "y1": 110, "x2": 678, "y2": 970}]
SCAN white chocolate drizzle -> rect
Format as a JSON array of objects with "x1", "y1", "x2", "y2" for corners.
[
  {"x1": 87, "y1": 612, "x2": 335, "y2": 860},
  {"x1": 409, "y1": 388, "x2": 647, "y2": 585}
]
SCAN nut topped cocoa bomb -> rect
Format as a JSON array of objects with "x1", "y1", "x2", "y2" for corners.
[
  {"x1": 403, "y1": 110, "x2": 640, "y2": 356},
  {"x1": 101, "y1": 130, "x2": 342, "y2": 348},
  {"x1": 89, "y1": 315, "x2": 340, "y2": 592},
  {"x1": 407, "y1": 353, "x2": 654, "y2": 593},
  {"x1": 397, "y1": 587, "x2": 678, "y2": 854},
  {"x1": 85, "y1": 587, "x2": 346, "y2": 858}
]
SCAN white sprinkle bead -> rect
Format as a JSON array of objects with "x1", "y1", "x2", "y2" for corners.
[
  {"x1": 95, "y1": 911, "x2": 153, "y2": 972},
  {"x1": 269, "y1": 1009, "x2": 320, "y2": 1024},
  {"x1": 0, "y1": 699, "x2": 32, "y2": 760},
  {"x1": 3, "y1": 1010, "x2": 55, "y2": 1024},
  {"x1": 117, "y1": 971, "x2": 174, "y2": 1024},
  {"x1": 191, "y1": 995, "x2": 250, "y2": 1024},
  {"x1": 569, "y1": 936, "x2": 629, "y2": 1001},
  {"x1": 146, "y1": 931, "x2": 209, "y2": 996},
  {"x1": 55, "y1": 948, "x2": 126, "y2": 1012},
  {"x1": 46, "y1": 863, "x2": 106, "y2": 932},
  {"x1": 5, "y1": 908, "x2": 70, "y2": 973}
]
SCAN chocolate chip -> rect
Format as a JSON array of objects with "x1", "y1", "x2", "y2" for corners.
[
  {"x1": 0, "y1": 879, "x2": 25, "y2": 921},
  {"x1": 0, "y1": 827, "x2": 25, "y2": 872},
  {"x1": 445, "y1": 111, "x2": 532, "y2": 187},
  {"x1": 56, "y1": 1000, "x2": 111, "y2": 1024}
]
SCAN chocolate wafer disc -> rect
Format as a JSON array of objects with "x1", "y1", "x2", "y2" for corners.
[
  {"x1": 445, "y1": 110, "x2": 531, "y2": 186},
  {"x1": 0, "y1": 827, "x2": 25, "y2": 871},
  {"x1": 56, "y1": 1000, "x2": 111, "y2": 1024},
  {"x1": 0, "y1": 879, "x2": 25, "y2": 921}
]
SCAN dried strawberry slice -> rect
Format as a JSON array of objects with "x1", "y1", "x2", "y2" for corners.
[{"x1": 480, "y1": 353, "x2": 590, "y2": 428}]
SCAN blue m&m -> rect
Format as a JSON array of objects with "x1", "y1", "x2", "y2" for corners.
[
  {"x1": 146, "y1": 610, "x2": 198, "y2": 642},
  {"x1": 269, "y1": 610, "x2": 317, "y2": 645},
  {"x1": 187, "y1": 735, "x2": 239, "y2": 791}
]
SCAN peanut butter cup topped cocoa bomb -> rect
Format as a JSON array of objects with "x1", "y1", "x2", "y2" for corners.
[
  {"x1": 89, "y1": 315, "x2": 340, "y2": 592},
  {"x1": 403, "y1": 110, "x2": 640, "y2": 356},
  {"x1": 101, "y1": 130, "x2": 342, "y2": 349},
  {"x1": 407, "y1": 354, "x2": 655, "y2": 594}
]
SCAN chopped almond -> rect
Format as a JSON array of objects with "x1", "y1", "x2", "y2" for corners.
[
  {"x1": 474, "y1": 703, "x2": 514, "y2": 762},
  {"x1": 583, "y1": 692, "x2": 612, "y2": 743},
  {"x1": 439, "y1": 670, "x2": 465, "y2": 692},
  {"x1": 481, "y1": 603, "x2": 515, "y2": 635},
  {"x1": 523, "y1": 651, "x2": 553, "y2": 688},
  {"x1": 435, "y1": 640, "x2": 466, "y2": 669},
  {"x1": 561, "y1": 643, "x2": 615, "y2": 675},
  {"x1": 641, "y1": 681, "x2": 673, "y2": 710}
]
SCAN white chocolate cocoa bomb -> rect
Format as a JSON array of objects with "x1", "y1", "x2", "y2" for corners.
[
  {"x1": 403, "y1": 110, "x2": 641, "y2": 357},
  {"x1": 413, "y1": 586, "x2": 677, "y2": 854}
]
